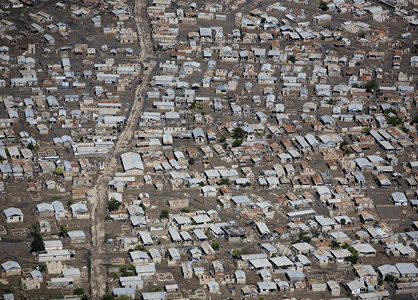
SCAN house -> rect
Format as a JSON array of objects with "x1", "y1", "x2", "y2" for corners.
[
  {"x1": 352, "y1": 243, "x2": 376, "y2": 257},
  {"x1": 37, "y1": 203, "x2": 54, "y2": 217},
  {"x1": 257, "y1": 282, "x2": 276, "y2": 295},
  {"x1": 235, "y1": 270, "x2": 246, "y2": 284},
  {"x1": 347, "y1": 279, "x2": 366, "y2": 295},
  {"x1": 70, "y1": 202, "x2": 88, "y2": 218},
  {"x1": 47, "y1": 277, "x2": 74, "y2": 288},
  {"x1": 112, "y1": 288, "x2": 136, "y2": 299},
  {"x1": 192, "y1": 128, "x2": 205, "y2": 143},
  {"x1": 38, "y1": 250, "x2": 72, "y2": 262},
  {"x1": 52, "y1": 201, "x2": 65, "y2": 219},
  {"x1": 167, "y1": 248, "x2": 181, "y2": 264},
  {"x1": 121, "y1": 152, "x2": 144, "y2": 175},
  {"x1": 2, "y1": 261, "x2": 21, "y2": 276},
  {"x1": 202, "y1": 186, "x2": 217, "y2": 197},
  {"x1": 44, "y1": 240, "x2": 63, "y2": 251},
  {"x1": 207, "y1": 281, "x2": 220, "y2": 293},
  {"x1": 67, "y1": 230, "x2": 86, "y2": 243},
  {"x1": 327, "y1": 280, "x2": 340, "y2": 296},
  {"x1": 270, "y1": 256, "x2": 294, "y2": 269},
  {"x1": 315, "y1": 215, "x2": 335, "y2": 232},
  {"x1": 396, "y1": 263, "x2": 418, "y2": 279},
  {"x1": 291, "y1": 242, "x2": 314, "y2": 255},
  {"x1": 142, "y1": 292, "x2": 166, "y2": 300},
  {"x1": 139, "y1": 231, "x2": 154, "y2": 246},
  {"x1": 378, "y1": 264, "x2": 400, "y2": 278},
  {"x1": 62, "y1": 268, "x2": 80, "y2": 279},
  {"x1": 391, "y1": 192, "x2": 408, "y2": 206},
  {"x1": 72, "y1": 176, "x2": 92, "y2": 187},
  {"x1": 130, "y1": 251, "x2": 150, "y2": 266},
  {"x1": 286, "y1": 270, "x2": 306, "y2": 282},
  {"x1": 3, "y1": 207, "x2": 23, "y2": 223},
  {"x1": 255, "y1": 222, "x2": 271, "y2": 238},
  {"x1": 135, "y1": 263, "x2": 156, "y2": 279},
  {"x1": 119, "y1": 276, "x2": 144, "y2": 290}
]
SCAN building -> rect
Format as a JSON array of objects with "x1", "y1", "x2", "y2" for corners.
[
  {"x1": 3, "y1": 207, "x2": 23, "y2": 223},
  {"x1": 2, "y1": 261, "x2": 21, "y2": 276}
]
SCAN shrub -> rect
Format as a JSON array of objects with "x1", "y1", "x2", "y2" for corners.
[
  {"x1": 232, "y1": 139, "x2": 243, "y2": 147},
  {"x1": 74, "y1": 288, "x2": 85, "y2": 296},
  {"x1": 319, "y1": 0, "x2": 328, "y2": 10},
  {"x1": 160, "y1": 209, "x2": 169, "y2": 219},
  {"x1": 108, "y1": 197, "x2": 121, "y2": 211},
  {"x1": 211, "y1": 241, "x2": 220, "y2": 251}
]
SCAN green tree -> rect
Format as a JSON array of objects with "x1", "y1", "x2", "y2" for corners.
[
  {"x1": 222, "y1": 142, "x2": 229, "y2": 149},
  {"x1": 134, "y1": 245, "x2": 147, "y2": 251},
  {"x1": 231, "y1": 249, "x2": 242, "y2": 258},
  {"x1": 340, "y1": 140, "x2": 349, "y2": 150},
  {"x1": 34, "y1": 264, "x2": 46, "y2": 272},
  {"x1": 341, "y1": 218, "x2": 346, "y2": 225},
  {"x1": 27, "y1": 143, "x2": 39, "y2": 152},
  {"x1": 352, "y1": 83, "x2": 359, "y2": 88},
  {"x1": 160, "y1": 209, "x2": 169, "y2": 219},
  {"x1": 232, "y1": 127, "x2": 245, "y2": 139},
  {"x1": 217, "y1": 178, "x2": 230, "y2": 186},
  {"x1": 188, "y1": 157, "x2": 195, "y2": 165},
  {"x1": 411, "y1": 44, "x2": 418, "y2": 54},
  {"x1": 103, "y1": 294, "x2": 114, "y2": 300},
  {"x1": 108, "y1": 197, "x2": 121, "y2": 211},
  {"x1": 365, "y1": 80, "x2": 377, "y2": 93},
  {"x1": 298, "y1": 232, "x2": 311, "y2": 243},
  {"x1": 219, "y1": 135, "x2": 226, "y2": 143},
  {"x1": 81, "y1": 295, "x2": 89, "y2": 300},
  {"x1": 58, "y1": 225, "x2": 68, "y2": 237},
  {"x1": 287, "y1": 55, "x2": 296, "y2": 63},
  {"x1": 385, "y1": 274, "x2": 395, "y2": 282},
  {"x1": 358, "y1": 32, "x2": 366, "y2": 38},
  {"x1": 31, "y1": 230, "x2": 45, "y2": 252},
  {"x1": 386, "y1": 116, "x2": 402, "y2": 126},
  {"x1": 343, "y1": 243, "x2": 359, "y2": 264},
  {"x1": 232, "y1": 139, "x2": 243, "y2": 147},
  {"x1": 119, "y1": 267, "x2": 133, "y2": 277},
  {"x1": 331, "y1": 240, "x2": 340, "y2": 250},
  {"x1": 74, "y1": 288, "x2": 85, "y2": 296},
  {"x1": 319, "y1": 0, "x2": 328, "y2": 10},
  {"x1": 67, "y1": 199, "x2": 74, "y2": 207},
  {"x1": 363, "y1": 128, "x2": 371, "y2": 134},
  {"x1": 55, "y1": 167, "x2": 63, "y2": 175},
  {"x1": 327, "y1": 98, "x2": 337, "y2": 105},
  {"x1": 139, "y1": 202, "x2": 146, "y2": 211},
  {"x1": 211, "y1": 241, "x2": 220, "y2": 251},
  {"x1": 344, "y1": 149, "x2": 352, "y2": 156}
]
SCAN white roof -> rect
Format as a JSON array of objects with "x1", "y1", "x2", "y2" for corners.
[{"x1": 121, "y1": 152, "x2": 144, "y2": 171}]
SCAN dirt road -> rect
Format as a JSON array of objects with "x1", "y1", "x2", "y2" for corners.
[{"x1": 89, "y1": 0, "x2": 156, "y2": 298}]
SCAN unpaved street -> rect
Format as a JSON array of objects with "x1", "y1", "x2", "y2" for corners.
[{"x1": 89, "y1": 0, "x2": 156, "y2": 297}]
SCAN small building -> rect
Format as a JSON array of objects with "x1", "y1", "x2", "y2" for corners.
[
  {"x1": 112, "y1": 288, "x2": 136, "y2": 299},
  {"x1": 67, "y1": 230, "x2": 86, "y2": 243},
  {"x1": 207, "y1": 281, "x2": 220, "y2": 293},
  {"x1": 2, "y1": 261, "x2": 21, "y2": 276},
  {"x1": 3, "y1": 207, "x2": 23, "y2": 223}
]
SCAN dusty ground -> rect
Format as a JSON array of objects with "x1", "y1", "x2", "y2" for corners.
[{"x1": 88, "y1": 0, "x2": 157, "y2": 297}]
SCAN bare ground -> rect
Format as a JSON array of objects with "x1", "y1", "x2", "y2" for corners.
[{"x1": 88, "y1": 0, "x2": 156, "y2": 297}]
